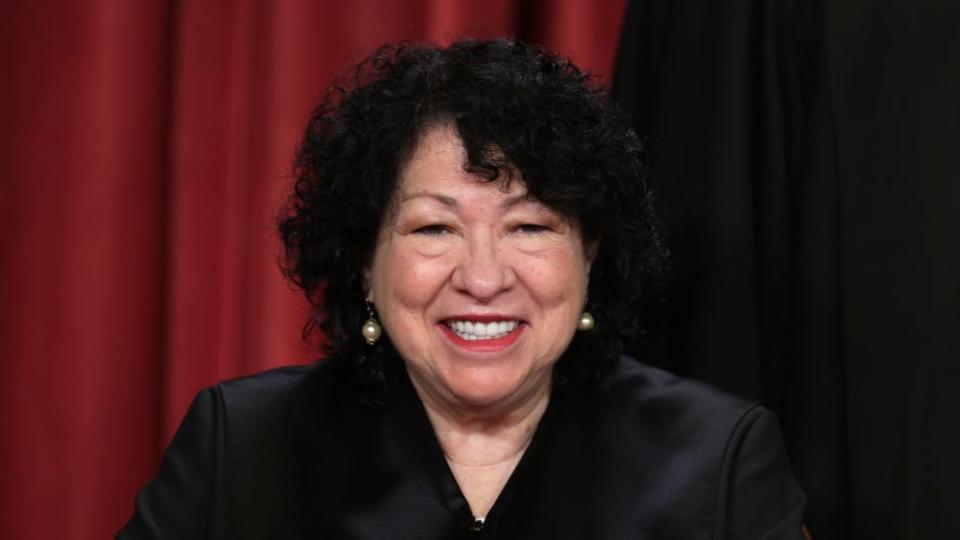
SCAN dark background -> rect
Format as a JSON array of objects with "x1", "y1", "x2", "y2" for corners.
[
  {"x1": 829, "y1": 1, "x2": 960, "y2": 537},
  {"x1": 614, "y1": 0, "x2": 959, "y2": 538}
]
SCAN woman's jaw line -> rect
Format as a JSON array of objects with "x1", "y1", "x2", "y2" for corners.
[{"x1": 406, "y1": 359, "x2": 554, "y2": 428}]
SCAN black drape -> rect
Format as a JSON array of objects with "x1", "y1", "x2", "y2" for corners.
[
  {"x1": 613, "y1": 0, "x2": 960, "y2": 538},
  {"x1": 826, "y1": 1, "x2": 960, "y2": 539},
  {"x1": 611, "y1": 0, "x2": 849, "y2": 538}
]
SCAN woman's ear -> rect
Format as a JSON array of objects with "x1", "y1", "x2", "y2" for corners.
[
  {"x1": 585, "y1": 239, "x2": 600, "y2": 274},
  {"x1": 362, "y1": 267, "x2": 375, "y2": 303}
]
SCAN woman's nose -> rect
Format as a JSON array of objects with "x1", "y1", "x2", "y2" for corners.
[{"x1": 451, "y1": 235, "x2": 515, "y2": 301}]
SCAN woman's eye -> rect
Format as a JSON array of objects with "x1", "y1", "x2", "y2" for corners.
[
  {"x1": 515, "y1": 223, "x2": 549, "y2": 234},
  {"x1": 413, "y1": 224, "x2": 450, "y2": 236}
]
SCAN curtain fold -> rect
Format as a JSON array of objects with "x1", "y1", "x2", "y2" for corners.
[
  {"x1": 612, "y1": 0, "x2": 849, "y2": 537},
  {"x1": 826, "y1": 2, "x2": 960, "y2": 538}
]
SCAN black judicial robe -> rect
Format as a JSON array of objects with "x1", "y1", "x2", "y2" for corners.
[{"x1": 117, "y1": 357, "x2": 806, "y2": 539}]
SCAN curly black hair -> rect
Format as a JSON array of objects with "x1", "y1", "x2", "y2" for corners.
[{"x1": 279, "y1": 38, "x2": 666, "y2": 397}]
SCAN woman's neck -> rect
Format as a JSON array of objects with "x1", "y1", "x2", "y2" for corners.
[
  {"x1": 422, "y1": 386, "x2": 550, "y2": 467},
  {"x1": 409, "y1": 367, "x2": 551, "y2": 463},
  {"x1": 410, "y1": 375, "x2": 552, "y2": 517}
]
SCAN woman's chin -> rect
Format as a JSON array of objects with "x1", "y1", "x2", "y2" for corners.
[{"x1": 437, "y1": 366, "x2": 547, "y2": 413}]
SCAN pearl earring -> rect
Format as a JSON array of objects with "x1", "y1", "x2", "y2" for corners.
[
  {"x1": 578, "y1": 294, "x2": 594, "y2": 331},
  {"x1": 577, "y1": 312, "x2": 595, "y2": 331},
  {"x1": 361, "y1": 301, "x2": 382, "y2": 344}
]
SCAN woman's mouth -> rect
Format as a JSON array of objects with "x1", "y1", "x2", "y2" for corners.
[
  {"x1": 445, "y1": 320, "x2": 519, "y2": 340},
  {"x1": 439, "y1": 318, "x2": 525, "y2": 351}
]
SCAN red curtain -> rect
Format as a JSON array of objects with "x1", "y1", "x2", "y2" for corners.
[{"x1": 0, "y1": 2, "x2": 626, "y2": 539}]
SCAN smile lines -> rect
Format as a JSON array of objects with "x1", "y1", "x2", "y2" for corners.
[{"x1": 444, "y1": 320, "x2": 519, "y2": 341}]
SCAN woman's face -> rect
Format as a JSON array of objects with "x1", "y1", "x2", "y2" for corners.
[{"x1": 366, "y1": 124, "x2": 593, "y2": 414}]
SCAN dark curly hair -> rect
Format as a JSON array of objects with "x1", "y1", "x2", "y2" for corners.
[{"x1": 279, "y1": 38, "x2": 666, "y2": 398}]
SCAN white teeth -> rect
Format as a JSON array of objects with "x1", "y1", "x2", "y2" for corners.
[{"x1": 445, "y1": 319, "x2": 520, "y2": 341}]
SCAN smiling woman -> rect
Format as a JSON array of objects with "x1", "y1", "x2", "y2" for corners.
[
  {"x1": 117, "y1": 39, "x2": 808, "y2": 539},
  {"x1": 368, "y1": 124, "x2": 592, "y2": 417},
  {"x1": 366, "y1": 124, "x2": 595, "y2": 516}
]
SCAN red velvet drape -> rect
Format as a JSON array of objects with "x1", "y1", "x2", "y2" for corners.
[{"x1": 0, "y1": 2, "x2": 626, "y2": 539}]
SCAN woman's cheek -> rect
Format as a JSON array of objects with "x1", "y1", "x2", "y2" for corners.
[
  {"x1": 518, "y1": 247, "x2": 585, "y2": 300},
  {"x1": 389, "y1": 243, "x2": 454, "y2": 302}
]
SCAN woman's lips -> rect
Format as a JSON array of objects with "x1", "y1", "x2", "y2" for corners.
[{"x1": 438, "y1": 320, "x2": 525, "y2": 352}]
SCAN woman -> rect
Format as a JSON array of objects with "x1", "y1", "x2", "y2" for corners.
[{"x1": 119, "y1": 39, "x2": 806, "y2": 539}]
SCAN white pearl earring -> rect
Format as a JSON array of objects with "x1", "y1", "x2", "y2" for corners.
[
  {"x1": 361, "y1": 301, "x2": 382, "y2": 344},
  {"x1": 578, "y1": 293, "x2": 594, "y2": 331},
  {"x1": 577, "y1": 312, "x2": 595, "y2": 331}
]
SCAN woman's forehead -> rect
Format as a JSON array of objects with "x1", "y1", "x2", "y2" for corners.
[
  {"x1": 396, "y1": 125, "x2": 529, "y2": 207},
  {"x1": 406, "y1": 122, "x2": 467, "y2": 164}
]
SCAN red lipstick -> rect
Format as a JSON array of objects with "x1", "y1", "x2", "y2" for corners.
[{"x1": 445, "y1": 314, "x2": 516, "y2": 323}]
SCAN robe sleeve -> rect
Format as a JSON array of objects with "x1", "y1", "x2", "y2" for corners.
[
  {"x1": 116, "y1": 387, "x2": 223, "y2": 540},
  {"x1": 719, "y1": 407, "x2": 808, "y2": 539}
]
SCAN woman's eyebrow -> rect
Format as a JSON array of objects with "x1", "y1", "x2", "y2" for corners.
[
  {"x1": 498, "y1": 194, "x2": 537, "y2": 211},
  {"x1": 398, "y1": 191, "x2": 535, "y2": 211},
  {"x1": 399, "y1": 191, "x2": 459, "y2": 208}
]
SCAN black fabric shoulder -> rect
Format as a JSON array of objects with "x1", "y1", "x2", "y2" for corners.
[
  {"x1": 118, "y1": 358, "x2": 807, "y2": 538},
  {"x1": 598, "y1": 356, "x2": 759, "y2": 445},
  {"x1": 589, "y1": 357, "x2": 806, "y2": 539},
  {"x1": 603, "y1": 356, "x2": 756, "y2": 411},
  {"x1": 215, "y1": 362, "x2": 351, "y2": 538},
  {"x1": 116, "y1": 387, "x2": 224, "y2": 539},
  {"x1": 117, "y1": 364, "x2": 325, "y2": 539},
  {"x1": 716, "y1": 407, "x2": 807, "y2": 539},
  {"x1": 216, "y1": 363, "x2": 318, "y2": 402}
]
